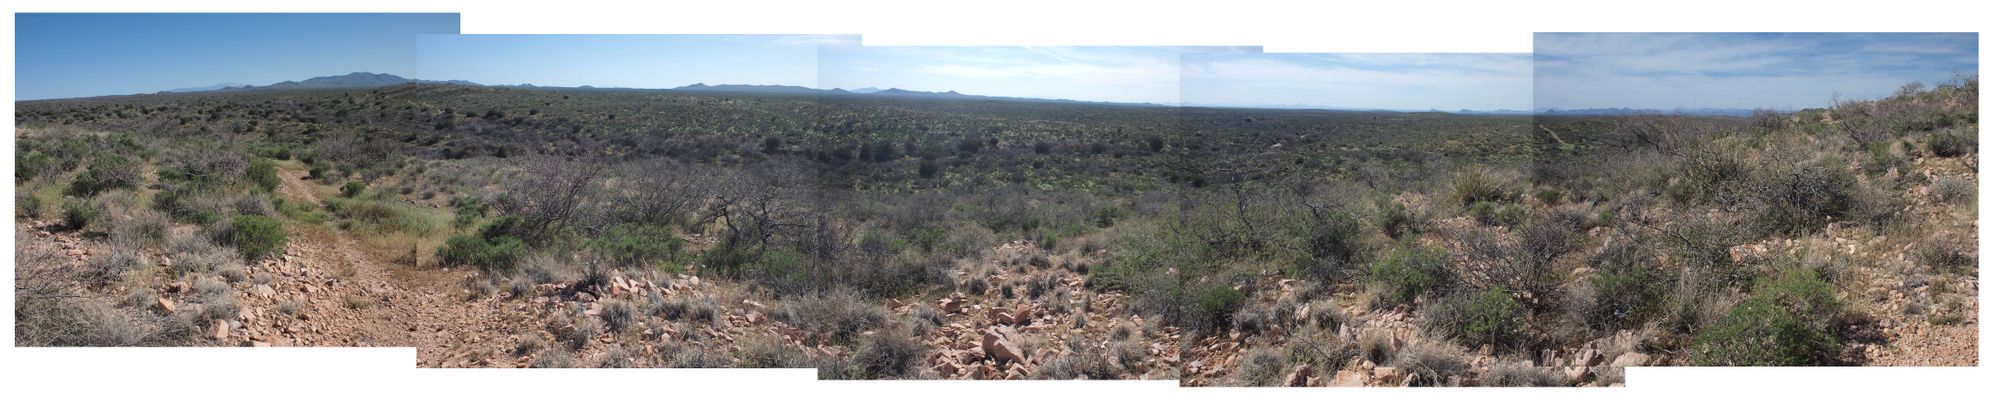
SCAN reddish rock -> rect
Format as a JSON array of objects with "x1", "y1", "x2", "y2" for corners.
[
  {"x1": 1611, "y1": 352, "x2": 1651, "y2": 368},
  {"x1": 1011, "y1": 306, "x2": 1034, "y2": 325},
  {"x1": 211, "y1": 319, "x2": 230, "y2": 340},
  {"x1": 1285, "y1": 364, "x2": 1314, "y2": 387},
  {"x1": 1574, "y1": 348, "x2": 1604, "y2": 367},
  {"x1": 1371, "y1": 367, "x2": 1405, "y2": 386},
  {"x1": 1330, "y1": 370, "x2": 1370, "y2": 387},
  {"x1": 1565, "y1": 366, "x2": 1595, "y2": 384},
  {"x1": 981, "y1": 327, "x2": 1027, "y2": 365},
  {"x1": 154, "y1": 298, "x2": 176, "y2": 314}
]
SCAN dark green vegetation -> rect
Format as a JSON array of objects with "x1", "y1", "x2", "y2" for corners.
[{"x1": 14, "y1": 77, "x2": 1978, "y2": 380}]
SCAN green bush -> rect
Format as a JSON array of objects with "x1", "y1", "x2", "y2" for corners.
[
  {"x1": 1366, "y1": 241, "x2": 1452, "y2": 305},
  {"x1": 1468, "y1": 201, "x2": 1498, "y2": 225},
  {"x1": 60, "y1": 196, "x2": 99, "y2": 231},
  {"x1": 438, "y1": 234, "x2": 525, "y2": 274},
  {"x1": 69, "y1": 154, "x2": 143, "y2": 197},
  {"x1": 1449, "y1": 169, "x2": 1517, "y2": 207},
  {"x1": 229, "y1": 215, "x2": 288, "y2": 260},
  {"x1": 1293, "y1": 211, "x2": 1366, "y2": 282},
  {"x1": 1690, "y1": 268, "x2": 1843, "y2": 366},
  {"x1": 1926, "y1": 130, "x2": 1973, "y2": 158},
  {"x1": 1495, "y1": 204, "x2": 1527, "y2": 227},
  {"x1": 590, "y1": 223, "x2": 682, "y2": 267},
  {"x1": 340, "y1": 181, "x2": 367, "y2": 198},
  {"x1": 1196, "y1": 285, "x2": 1246, "y2": 332},
  {"x1": 18, "y1": 193, "x2": 44, "y2": 219},
  {"x1": 1587, "y1": 238, "x2": 1671, "y2": 331},
  {"x1": 246, "y1": 158, "x2": 280, "y2": 192},
  {"x1": 1379, "y1": 202, "x2": 1417, "y2": 239},
  {"x1": 1427, "y1": 287, "x2": 1526, "y2": 348}
]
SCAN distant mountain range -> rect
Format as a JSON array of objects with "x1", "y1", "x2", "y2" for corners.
[
  {"x1": 1537, "y1": 107, "x2": 1758, "y2": 117},
  {"x1": 155, "y1": 72, "x2": 1752, "y2": 116},
  {"x1": 162, "y1": 72, "x2": 477, "y2": 94}
]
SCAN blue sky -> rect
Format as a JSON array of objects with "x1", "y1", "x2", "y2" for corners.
[
  {"x1": 819, "y1": 46, "x2": 1257, "y2": 105},
  {"x1": 16, "y1": 13, "x2": 459, "y2": 101},
  {"x1": 1535, "y1": 33, "x2": 1978, "y2": 111},
  {"x1": 415, "y1": 35, "x2": 856, "y2": 89},
  {"x1": 1181, "y1": 53, "x2": 1531, "y2": 111}
]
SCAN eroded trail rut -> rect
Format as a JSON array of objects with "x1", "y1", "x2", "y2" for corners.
[{"x1": 271, "y1": 167, "x2": 524, "y2": 366}]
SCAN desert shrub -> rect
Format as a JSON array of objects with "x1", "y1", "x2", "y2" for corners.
[
  {"x1": 1359, "y1": 327, "x2": 1398, "y2": 365},
  {"x1": 1931, "y1": 175, "x2": 1974, "y2": 205},
  {"x1": 1308, "y1": 300, "x2": 1350, "y2": 331},
  {"x1": 1587, "y1": 237, "x2": 1671, "y2": 331},
  {"x1": 18, "y1": 193, "x2": 43, "y2": 219},
  {"x1": 85, "y1": 244, "x2": 145, "y2": 286},
  {"x1": 1533, "y1": 188, "x2": 1563, "y2": 205},
  {"x1": 1292, "y1": 211, "x2": 1367, "y2": 282},
  {"x1": 170, "y1": 234, "x2": 240, "y2": 274},
  {"x1": 1468, "y1": 201, "x2": 1499, "y2": 225},
  {"x1": 1230, "y1": 301, "x2": 1279, "y2": 334},
  {"x1": 1424, "y1": 287, "x2": 1527, "y2": 349},
  {"x1": 324, "y1": 196, "x2": 431, "y2": 234},
  {"x1": 851, "y1": 328, "x2": 927, "y2": 379},
  {"x1": 1483, "y1": 360, "x2": 1566, "y2": 386},
  {"x1": 529, "y1": 350, "x2": 574, "y2": 368},
  {"x1": 228, "y1": 215, "x2": 287, "y2": 260},
  {"x1": 589, "y1": 223, "x2": 681, "y2": 267},
  {"x1": 59, "y1": 196, "x2": 99, "y2": 231},
  {"x1": 600, "y1": 299, "x2": 637, "y2": 332},
  {"x1": 1379, "y1": 202, "x2": 1418, "y2": 239},
  {"x1": 105, "y1": 206, "x2": 170, "y2": 247},
  {"x1": 1038, "y1": 348, "x2": 1121, "y2": 380},
  {"x1": 151, "y1": 184, "x2": 223, "y2": 225},
  {"x1": 736, "y1": 335, "x2": 811, "y2": 368},
  {"x1": 438, "y1": 235, "x2": 525, "y2": 274},
  {"x1": 1755, "y1": 159, "x2": 1858, "y2": 236},
  {"x1": 1926, "y1": 129, "x2": 1973, "y2": 158},
  {"x1": 1665, "y1": 151, "x2": 1753, "y2": 207},
  {"x1": 1366, "y1": 241, "x2": 1452, "y2": 305},
  {"x1": 548, "y1": 313, "x2": 600, "y2": 352},
  {"x1": 69, "y1": 154, "x2": 143, "y2": 197},
  {"x1": 1862, "y1": 141, "x2": 1910, "y2": 176},
  {"x1": 649, "y1": 295, "x2": 720, "y2": 325},
  {"x1": 14, "y1": 294, "x2": 197, "y2": 346},
  {"x1": 340, "y1": 180, "x2": 367, "y2": 198},
  {"x1": 1916, "y1": 232, "x2": 1975, "y2": 272},
  {"x1": 1195, "y1": 285, "x2": 1246, "y2": 332},
  {"x1": 773, "y1": 289, "x2": 889, "y2": 345},
  {"x1": 193, "y1": 276, "x2": 240, "y2": 322},
  {"x1": 245, "y1": 158, "x2": 279, "y2": 192},
  {"x1": 1231, "y1": 347, "x2": 1289, "y2": 386},
  {"x1": 1689, "y1": 268, "x2": 1843, "y2": 366},
  {"x1": 1392, "y1": 339, "x2": 1471, "y2": 386},
  {"x1": 1450, "y1": 168, "x2": 1518, "y2": 207}
]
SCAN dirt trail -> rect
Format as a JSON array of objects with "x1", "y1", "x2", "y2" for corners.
[{"x1": 270, "y1": 167, "x2": 528, "y2": 366}]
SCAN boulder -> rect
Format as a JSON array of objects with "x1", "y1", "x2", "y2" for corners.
[
  {"x1": 1285, "y1": 364, "x2": 1314, "y2": 387},
  {"x1": 981, "y1": 327, "x2": 1027, "y2": 365},
  {"x1": 1011, "y1": 306, "x2": 1035, "y2": 325},
  {"x1": 1372, "y1": 366, "x2": 1406, "y2": 386},
  {"x1": 154, "y1": 298, "x2": 176, "y2": 314},
  {"x1": 1565, "y1": 366, "x2": 1596, "y2": 384},
  {"x1": 1574, "y1": 348, "x2": 1604, "y2": 367},
  {"x1": 211, "y1": 319, "x2": 230, "y2": 340},
  {"x1": 1330, "y1": 370, "x2": 1370, "y2": 387},
  {"x1": 938, "y1": 298, "x2": 963, "y2": 314},
  {"x1": 1611, "y1": 352, "x2": 1651, "y2": 368},
  {"x1": 252, "y1": 284, "x2": 277, "y2": 299}
]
